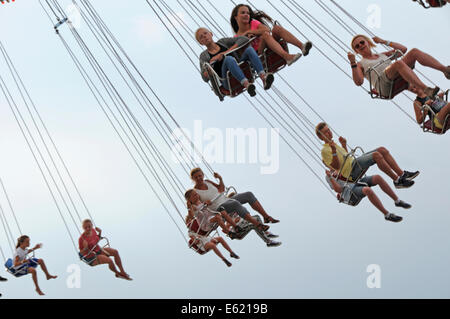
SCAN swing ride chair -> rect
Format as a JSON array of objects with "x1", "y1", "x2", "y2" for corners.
[
  {"x1": 78, "y1": 237, "x2": 111, "y2": 266},
  {"x1": 413, "y1": 0, "x2": 447, "y2": 8},
  {"x1": 422, "y1": 90, "x2": 450, "y2": 134},
  {"x1": 367, "y1": 50, "x2": 409, "y2": 100},
  {"x1": 4, "y1": 251, "x2": 37, "y2": 278},
  {"x1": 188, "y1": 186, "x2": 236, "y2": 254},
  {"x1": 188, "y1": 186, "x2": 273, "y2": 254},
  {"x1": 205, "y1": 36, "x2": 289, "y2": 102},
  {"x1": 334, "y1": 146, "x2": 369, "y2": 207}
]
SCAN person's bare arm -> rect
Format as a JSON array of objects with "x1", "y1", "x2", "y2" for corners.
[
  {"x1": 329, "y1": 142, "x2": 341, "y2": 171},
  {"x1": 348, "y1": 52, "x2": 364, "y2": 86},
  {"x1": 413, "y1": 100, "x2": 426, "y2": 124},
  {"x1": 329, "y1": 178, "x2": 343, "y2": 194},
  {"x1": 373, "y1": 36, "x2": 407, "y2": 54},
  {"x1": 214, "y1": 173, "x2": 225, "y2": 193}
]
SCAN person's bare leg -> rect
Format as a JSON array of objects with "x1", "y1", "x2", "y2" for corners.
[
  {"x1": 205, "y1": 242, "x2": 231, "y2": 267},
  {"x1": 272, "y1": 25, "x2": 304, "y2": 49},
  {"x1": 372, "y1": 175, "x2": 398, "y2": 201},
  {"x1": 386, "y1": 61, "x2": 427, "y2": 90},
  {"x1": 363, "y1": 187, "x2": 389, "y2": 216},
  {"x1": 211, "y1": 215, "x2": 230, "y2": 234},
  {"x1": 250, "y1": 201, "x2": 279, "y2": 223},
  {"x1": 104, "y1": 248, "x2": 127, "y2": 275},
  {"x1": 37, "y1": 259, "x2": 57, "y2": 280},
  {"x1": 402, "y1": 48, "x2": 447, "y2": 73},
  {"x1": 372, "y1": 150, "x2": 401, "y2": 181},
  {"x1": 29, "y1": 268, "x2": 44, "y2": 296},
  {"x1": 219, "y1": 211, "x2": 238, "y2": 229},
  {"x1": 436, "y1": 103, "x2": 450, "y2": 125},
  {"x1": 96, "y1": 255, "x2": 120, "y2": 276},
  {"x1": 376, "y1": 147, "x2": 404, "y2": 177},
  {"x1": 215, "y1": 237, "x2": 237, "y2": 256},
  {"x1": 261, "y1": 31, "x2": 297, "y2": 61}
]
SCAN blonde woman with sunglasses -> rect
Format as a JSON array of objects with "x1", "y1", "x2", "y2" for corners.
[{"x1": 347, "y1": 34, "x2": 448, "y2": 99}]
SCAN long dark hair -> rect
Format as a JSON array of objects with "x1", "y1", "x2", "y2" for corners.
[
  {"x1": 230, "y1": 4, "x2": 273, "y2": 34},
  {"x1": 16, "y1": 235, "x2": 29, "y2": 249}
]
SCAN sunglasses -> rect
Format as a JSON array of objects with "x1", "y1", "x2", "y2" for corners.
[{"x1": 354, "y1": 40, "x2": 366, "y2": 50}]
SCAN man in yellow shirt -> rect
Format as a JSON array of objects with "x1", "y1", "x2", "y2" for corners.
[{"x1": 316, "y1": 122, "x2": 419, "y2": 189}]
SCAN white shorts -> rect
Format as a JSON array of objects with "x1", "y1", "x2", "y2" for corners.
[{"x1": 374, "y1": 70, "x2": 394, "y2": 97}]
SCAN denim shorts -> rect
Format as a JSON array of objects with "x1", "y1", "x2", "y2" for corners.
[
  {"x1": 350, "y1": 150, "x2": 376, "y2": 180},
  {"x1": 341, "y1": 176, "x2": 374, "y2": 203}
]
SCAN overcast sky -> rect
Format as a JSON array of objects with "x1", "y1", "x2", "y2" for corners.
[{"x1": 0, "y1": 0, "x2": 449, "y2": 299}]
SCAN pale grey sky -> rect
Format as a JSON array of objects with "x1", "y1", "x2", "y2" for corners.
[{"x1": 0, "y1": 0, "x2": 449, "y2": 299}]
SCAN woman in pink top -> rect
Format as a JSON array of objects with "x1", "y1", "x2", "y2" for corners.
[
  {"x1": 79, "y1": 219, "x2": 132, "y2": 281},
  {"x1": 230, "y1": 4, "x2": 312, "y2": 66}
]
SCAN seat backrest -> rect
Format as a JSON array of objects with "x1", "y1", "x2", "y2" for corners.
[
  {"x1": 428, "y1": 0, "x2": 446, "y2": 7},
  {"x1": 262, "y1": 39, "x2": 288, "y2": 74},
  {"x1": 4, "y1": 258, "x2": 13, "y2": 269},
  {"x1": 225, "y1": 61, "x2": 253, "y2": 97}
]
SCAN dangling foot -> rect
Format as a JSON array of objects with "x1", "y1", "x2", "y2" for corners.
[
  {"x1": 246, "y1": 83, "x2": 256, "y2": 97},
  {"x1": 116, "y1": 273, "x2": 133, "y2": 281},
  {"x1": 36, "y1": 289, "x2": 45, "y2": 296},
  {"x1": 401, "y1": 170, "x2": 420, "y2": 180},
  {"x1": 286, "y1": 53, "x2": 302, "y2": 66},
  {"x1": 395, "y1": 200, "x2": 412, "y2": 209},
  {"x1": 263, "y1": 73, "x2": 275, "y2": 90},
  {"x1": 257, "y1": 223, "x2": 270, "y2": 232},
  {"x1": 222, "y1": 258, "x2": 232, "y2": 267},
  {"x1": 46, "y1": 274, "x2": 58, "y2": 280},
  {"x1": 385, "y1": 213, "x2": 403, "y2": 223},
  {"x1": 265, "y1": 231, "x2": 279, "y2": 238},
  {"x1": 302, "y1": 41, "x2": 313, "y2": 56},
  {"x1": 264, "y1": 216, "x2": 280, "y2": 224},
  {"x1": 394, "y1": 176, "x2": 415, "y2": 189},
  {"x1": 266, "y1": 241, "x2": 282, "y2": 247},
  {"x1": 230, "y1": 252, "x2": 240, "y2": 259}
]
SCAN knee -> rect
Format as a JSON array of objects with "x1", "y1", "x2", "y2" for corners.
[
  {"x1": 261, "y1": 31, "x2": 271, "y2": 40},
  {"x1": 372, "y1": 151, "x2": 382, "y2": 161},
  {"x1": 29, "y1": 268, "x2": 36, "y2": 274},
  {"x1": 407, "y1": 48, "x2": 420, "y2": 56},
  {"x1": 362, "y1": 187, "x2": 373, "y2": 196},
  {"x1": 372, "y1": 175, "x2": 382, "y2": 184},
  {"x1": 111, "y1": 249, "x2": 119, "y2": 256},
  {"x1": 37, "y1": 259, "x2": 43, "y2": 264},
  {"x1": 377, "y1": 147, "x2": 389, "y2": 155},
  {"x1": 393, "y1": 60, "x2": 407, "y2": 69},
  {"x1": 272, "y1": 25, "x2": 282, "y2": 35},
  {"x1": 224, "y1": 56, "x2": 236, "y2": 65}
]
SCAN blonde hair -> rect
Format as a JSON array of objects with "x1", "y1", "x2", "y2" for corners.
[
  {"x1": 194, "y1": 27, "x2": 210, "y2": 42},
  {"x1": 351, "y1": 34, "x2": 376, "y2": 52}
]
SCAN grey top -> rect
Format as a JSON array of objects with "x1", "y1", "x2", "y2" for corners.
[{"x1": 199, "y1": 36, "x2": 251, "y2": 82}]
